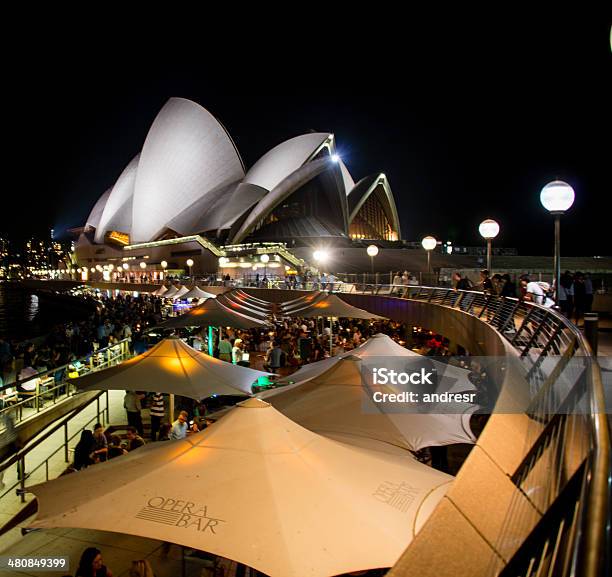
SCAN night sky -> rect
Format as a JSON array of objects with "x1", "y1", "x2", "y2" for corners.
[{"x1": 5, "y1": 12, "x2": 610, "y2": 256}]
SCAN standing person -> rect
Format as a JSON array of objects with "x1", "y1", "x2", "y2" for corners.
[
  {"x1": 265, "y1": 341, "x2": 284, "y2": 373},
  {"x1": 170, "y1": 410, "x2": 189, "y2": 440},
  {"x1": 558, "y1": 271, "x2": 574, "y2": 317},
  {"x1": 478, "y1": 270, "x2": 494, "y2": 294},
  {"x1": 573, "y1": 272, "x2": 587, "y2": 326},
  {"x1": 584, "y1": 273, "x2": 593, "y2": 313},
  {"x1": 453, "y1": 272, "x2": 472, "y2": 291},
  {"x1": 500, "y1": 274, "x2": 517, "y2": 297},
  {"x1": 149, "y1": 392, "x2": 165, "y2": 441},
  {"x1": 75, "y1": 547, "x2": 113, "y2": 577},
  {"x1": 123, "y1": 391, "x2": 144, "y2": 436},
  {"x1": 392, "y1": 272, "x2": 403, "y2": 295},
  {"x1": 231, "y1": 339, "x2": 243, "y2": 365},
  {"x1": 218, "y1": 334, "x2": 232, "y2": 362}
]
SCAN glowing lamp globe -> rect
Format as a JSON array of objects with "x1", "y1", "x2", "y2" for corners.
[
  {"x1": 479, "y1": 219, "x2": 500, "y2": 240},
  {"x1": 540, "y1": 180, "x2": 575, "y2": 214},
  {"x1": 160, "y1": 260, "x2": 168, "y2": 269},
  {"x1": 139, "y1": 262, "x2": 147, "y2": 269},
  {"x1": 421, "y1": 236, "x2": 437, "y2": 251},
  {"x1": 260, "y1": 254, "x2": 270, "y2": 264},
  {"x1": 186, "y1": 258, "x2": 194, "y2": 267},
  {"x1": 366, "y1": 245, "x2": 379, "y2": 257},
  {"x1": 122, "y1": 263, "x2": 129, "y2": 270}
]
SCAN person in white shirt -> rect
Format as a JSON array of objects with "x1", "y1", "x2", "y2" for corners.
[
  {"x1": 526, "y1": 281, "x2": 545, "y2": 305},
  {"x1": 170, "y1": 411, "x2": 189, "y2": 440}
]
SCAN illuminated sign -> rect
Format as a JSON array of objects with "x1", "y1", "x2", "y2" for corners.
[{"x1": 105, "y1": 231, "x2": 130, "y2": 246}]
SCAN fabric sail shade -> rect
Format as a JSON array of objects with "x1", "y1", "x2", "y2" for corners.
[
  {"x1": 180, "y1": 286, "x2": 217, "y2": 301},
  {"x1": 71, "y1": 338, "x2": 271, "y2": 399},
  {"x1": 28, "y1": 398, "x2": 452, "y2": 577},
  {"x1": 159, "y1": 297, "x2": 267, "y2": 329},
  {"x1": 283, "y1": 293, "x2": 387, "y2": 319},
  {"x1": 260, "y1": 350, "x2": 477, "y2": 452}
]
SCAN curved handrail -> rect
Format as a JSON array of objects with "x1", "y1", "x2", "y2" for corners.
[{"x1": 336, "y1": 284, "x2": 609, "y2": 577}]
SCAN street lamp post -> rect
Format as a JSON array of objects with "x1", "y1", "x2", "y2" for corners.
[
  {"x1": 478, "y1": 219, "x2": 500, "y2": 272},
  {"x1": 540, "y1": 180, "x2": 575, "y2": 304},
  {"x1": 160, "y1": 260, "x2": 167, "y2": 282},
  {"x1": 421, "y1": 236, "x2": 437, "y2": 277},
  {"x1": 366, "y1": 244, "x2": 379, "y2": 282}
]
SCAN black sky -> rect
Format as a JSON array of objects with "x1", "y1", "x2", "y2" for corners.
[{"x1": 5, "y1": 11, "x2": 611, "y2": 256}]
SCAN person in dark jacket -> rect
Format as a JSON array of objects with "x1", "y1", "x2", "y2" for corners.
[{"x1": 73, "y1": 430, "x2": 96, "y2": 470}]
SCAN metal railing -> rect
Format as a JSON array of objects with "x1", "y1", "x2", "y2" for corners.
[
  {"x1": 0, "y1": 391, "x2": 111, "y2": 507},
  {"x1": 0, "y1": 339, "x2": 131, "y2": 429},
  {"x1": 329, "y1": 283, "x2": 609, "y2": 577}
]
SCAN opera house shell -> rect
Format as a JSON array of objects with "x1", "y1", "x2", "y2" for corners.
[
  {"x1": 76, "y1": 98, "x2": 401, "y2": 273},
  {"x1": 74, "y1": 98, "x2": 400, "y2": 270}
]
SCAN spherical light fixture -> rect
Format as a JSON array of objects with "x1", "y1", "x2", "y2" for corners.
[
  {"x1": 478, "y1": 219, "x2": 500, "y2": 240},
  {"x1": 122, "y1": 263, "x2": 129, "y2": 270},
  {"x1": 540, "y1": 180, "x2": 575, "y2": 214},
  {"x1": 421, "y1": 236, "x2": 437, "y2": 275},
  {"x1": 160, "y1": 260, "x2": 168, "y2": 269},
  {"x1": 139, "y1": 262, "x2": 147, "y2": 269},
  {"x1": 421, "y1": 236, "x2": 437, "y2": 251},
  {"x1": 366, "y1": 245, "x2": 379, "y2": 257},
  {"x1": 260, "y1": 254, "x2": 270, "y2": 264},
  {"x1": 479, "y1": 219, "x2": 500, "y2": 271},
  {"x1": 186, "y1": 258, "x2": 194, "y2": 267}
]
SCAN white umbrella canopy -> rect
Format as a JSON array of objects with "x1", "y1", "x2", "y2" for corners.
[
  {"x1": 287, "y1": 294, "x2": 387, "y2": 320},
  {"x1": 163, "y1": 284, "x2": 180, "y2": 298},
  {"x1": 171, "y1": 285, "x2": 189, "y2": 300},
  {"x1": 71, "y1": 338, "x2": 271, "y2": 399},
  {"x1": 181, "y1": 286, "x2": 217, "y2": 301},
  {"x1": 278, "y1": 334, "x2": 476, "y2": 395},
  {"x1": 152, "y1": 284, "x2": 169, "y2": 296},
  {"x1": 28, "y1": 398, "x2": 452, "y2": 577},
  {"x1": 260, "y1": 355, "x2": 477, "y2": 451}
]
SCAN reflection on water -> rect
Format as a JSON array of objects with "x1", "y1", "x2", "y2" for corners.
[{"x1": 0, "y1": 285, "x2": 42, "y2": 339}]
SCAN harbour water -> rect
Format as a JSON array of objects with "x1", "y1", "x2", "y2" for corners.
[{"x1": 0, "y1": 284, "x2": 41, "y2": 340}]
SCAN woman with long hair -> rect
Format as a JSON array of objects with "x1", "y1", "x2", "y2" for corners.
[
  {"x1": 73, "y1": 430, "x2": 96, "y2": 471},
  {"x1": 75, "y1": 547, "x2": 113, "y2": 577}
]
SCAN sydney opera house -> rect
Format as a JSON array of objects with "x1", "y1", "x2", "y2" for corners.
[{"x1": 75, "y1": 97, "x2": 402, "y2": 278}]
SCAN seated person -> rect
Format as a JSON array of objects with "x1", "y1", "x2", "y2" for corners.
[
  {"x1": 122, "y1": 426, "x2": 145, "y2": 454},
  {"x1": 107, "y1": 435, "x2": 124, "y2": 459}
]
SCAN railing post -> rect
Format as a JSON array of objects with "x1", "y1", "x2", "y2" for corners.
[
  {"x1": 96, "y1": 397, "x2": 100, "y2": 421},
  {"x1": 105, "y1": 390, "x2": 110, "y2": 424},
  {"x1": 64, "y1": 422, "x2": 69, "y2": 462},
  {"x1": 18, "y1": 457, "x2": 25, "y2": 503}
]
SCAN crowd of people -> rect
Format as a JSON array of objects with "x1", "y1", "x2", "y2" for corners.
[
  {"x1": 0, "y1": 292, "x2": 168, "y2": 393},
  {"x1": 452, "y1": 269, "x2": 595, "y2": 324}
]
